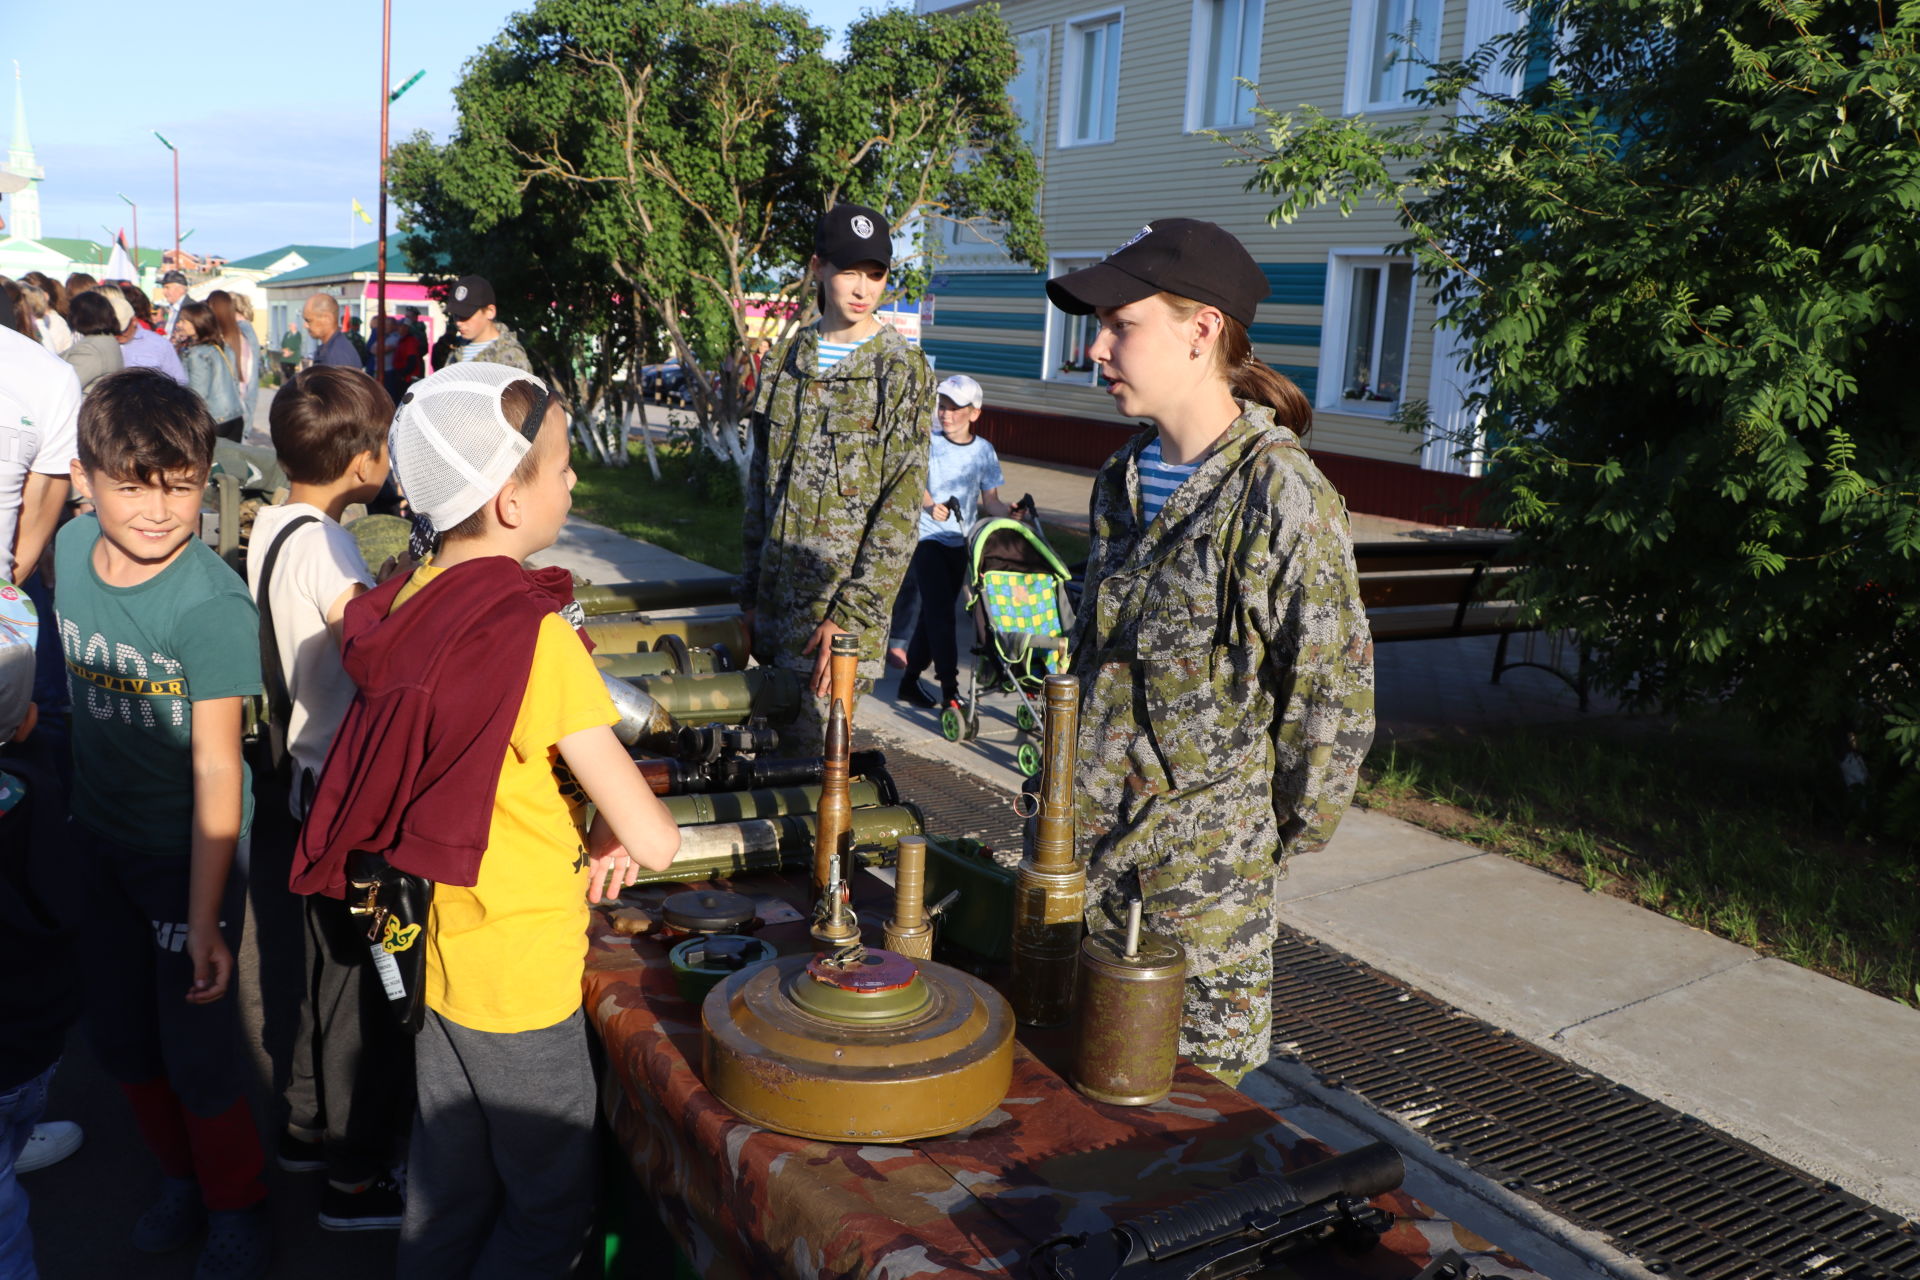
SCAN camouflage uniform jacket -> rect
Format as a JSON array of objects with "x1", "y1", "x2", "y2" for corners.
[
  {"x1": 739, "y1": 323, "x2": 932, "y2": 680},
  {"x1": 1070, "y1": 402, "x2": 1375, "y2": 910},
  {"x1": 463, "y1": 323, "x2": 534, "y2": 374}
]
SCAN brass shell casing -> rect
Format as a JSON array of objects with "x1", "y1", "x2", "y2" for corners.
[
  {"x1": 810, "y1": 634, "x2": 863, "y2": 946},
  {"x1": 1071, "y1": 928, "x2": 1187, "y2": 1106},
  {"x1": 1009, "y1": 673, "x2": 1085, "y2": 1026},
  {"x1": 703, "y1": 953, "x2": 1014, "y2": 1143},
  {"x1": 884, "y1": 835, "x2": 934, "y2": 960}
]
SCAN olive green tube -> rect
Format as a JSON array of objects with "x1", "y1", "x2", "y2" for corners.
[
  {"x1": 628, "y1": 668, "x2": 803, "y2": 728},
  {"x1": 584, "y1": 615, "x2": 749, "y2": 656},
  {"x1": 1009, "y1": 673, "x2": 1085, "y2": 1027},
  {"x1": 593, "y1": 648, "x2": 726, "y2": 679},
  {"x1": 574, "y1": 578, "x2": 739, "y2": 615},
  {"x1": 660, "y1": 779, "x2": 883, "y2": 827},
  {"x1": 628, "y1": 805, "x2": 923, "y2": 885}
]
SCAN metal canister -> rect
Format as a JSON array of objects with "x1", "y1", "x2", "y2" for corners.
[{"x1": 1070, "y1": 903, "x2": 1186, "y2": 1106}]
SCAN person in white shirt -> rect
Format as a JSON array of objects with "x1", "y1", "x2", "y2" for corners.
[{"x1": 0, "y1": 324, "x2": 80, "y2": 584}]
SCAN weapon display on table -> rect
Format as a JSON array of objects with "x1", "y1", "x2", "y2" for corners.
[
  {"x1": 574, "y1": 578, "x2": 739, "y2": 616},
  {"x1": 594, "y1": 645, "x2": 731, "y2": 680},
  {"x1": 602, "y1": 673, "x2": 684, "y2": 755},
  {"x1": 1033, "y1": 1142, "x2": 1405, "y2": 1280},
  {"x1": 634, "y1": 749, "x2": 889, "y2": 796},
  {"x1": 585, "y1": 613, "x2": 749, "y2": 657},
  {"x1": 626, "y1": 668, "x2": 803, "y2": 728},
  {"x1": 633, "y1": 805, "x2": 925, "y2": 886},
  {"x1": 660, "y1": 779, "x2": 887, "y2": 828}
]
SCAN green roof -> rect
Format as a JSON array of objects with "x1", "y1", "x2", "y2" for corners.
[
  {"x1": 37, "y1": 236, "x2": 165, "y2": 270},
  {"x1": 261, "y1": 242, "x2": 414, "y2": 286},
  {"x1": 225, "y1": 243, "x2": 345, "y2": 272}
]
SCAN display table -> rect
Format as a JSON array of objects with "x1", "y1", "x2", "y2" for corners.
[{"x1": 586, "y1": 877, "x2": 1534, "y2": 1279}]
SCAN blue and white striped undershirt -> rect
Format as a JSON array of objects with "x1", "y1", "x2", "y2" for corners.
[
  {"x1": 816, "y1": 339, "x2": 860, "y2": 374},
  {"x1": 1138, "y1": 437, "x2": 1199, "y2": 526}
]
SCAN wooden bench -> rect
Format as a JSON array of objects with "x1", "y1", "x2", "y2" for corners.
[{"x1": 1354, "y1": 537, "x2": 1589, "y2": 709}]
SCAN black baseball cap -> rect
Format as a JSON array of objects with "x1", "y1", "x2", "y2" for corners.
[
  {"x1": 444, "y1": 275, "x2": 496, "y2": 320},
  {"x1": 1046, "y1": 219, "x2": 1269, "y2": 327},
  {"x1": 814, "y1": 203, "x2": 892, "y2": 271}
]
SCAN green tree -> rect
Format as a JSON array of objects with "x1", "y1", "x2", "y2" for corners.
[
  {"x1": 1239, "y1": 0, "x2": 1920, "y2": 810},
  {"x1": 391, "y1": 0, "x2": 1042, "y2": 467}
]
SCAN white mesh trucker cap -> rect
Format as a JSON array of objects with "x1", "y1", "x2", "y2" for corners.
[{"x1": 389, "y1": 362, "x2": 548, "y2": 531}]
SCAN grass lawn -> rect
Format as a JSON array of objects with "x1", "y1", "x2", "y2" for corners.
[
  {"x1": 570, "y1": 440, "x2": 746, "y2": 575},
  {"x1": 1357, "y1": 715, "x2": 1920, "y2": 1005}
]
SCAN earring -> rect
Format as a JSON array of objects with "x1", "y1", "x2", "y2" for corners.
[{"x1": 1189, "y1": 347, "x2": 1200, "y2": 360}]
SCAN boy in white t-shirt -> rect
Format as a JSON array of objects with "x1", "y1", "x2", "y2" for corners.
[{"x1": 245, "y1": 366, "x2": 411, "y2": 1232}]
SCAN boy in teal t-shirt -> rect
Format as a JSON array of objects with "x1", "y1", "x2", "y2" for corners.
[{"x1": 55, "y1": 368, "x2": 270, "y2": 1278}]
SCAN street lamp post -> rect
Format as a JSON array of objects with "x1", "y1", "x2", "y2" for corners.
[
  {"x1": 153, "y1": 132, "x2": 179, "y2": 264},
  {"x1": 376, "y1": 0, "x2": 392, "y2": 382},
  {"x1": 117, "y1": 193, "x2": 139, "y2": 275}
]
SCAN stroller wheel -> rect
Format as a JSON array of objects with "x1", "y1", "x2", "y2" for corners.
[
  {"x1": 940, "y1": 706, "x2": 966, "y2": 743},
  {"x1": 1015, "y1": 703, "x2": 1038, "y2": 734},
  {"x1": 1016, "y1": 743, "x2": 1042, "y2": 777}
]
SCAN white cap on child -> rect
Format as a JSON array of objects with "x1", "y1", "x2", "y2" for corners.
[
  {"x1": 935, "y1": 374, "x2": 983, "y2": 409},
  {"x1": 388, "y1": 363, "x2": 547, "y2": 532}
]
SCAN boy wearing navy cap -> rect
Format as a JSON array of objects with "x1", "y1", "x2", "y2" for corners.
[
  {"x1": 738, "y1": 202, "x2": 934, "y2": 751},
  {"x1": 443, "y1": 275, "x2": 534, "y2": 374}
]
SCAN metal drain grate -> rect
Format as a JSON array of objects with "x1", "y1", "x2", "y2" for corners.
[
  {"x1": 1270, "y1": 927, "x2": 1920, "y2": 1280},
  {"x1": 870, "y1": 738, "x2": 1027, "y2": 859}
]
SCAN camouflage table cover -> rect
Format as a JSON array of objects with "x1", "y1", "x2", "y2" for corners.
[{"x1": 586, "y1": 877, "x2": 1535, "y2": 1279}]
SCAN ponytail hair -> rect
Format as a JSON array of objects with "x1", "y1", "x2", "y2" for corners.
[{"x1": 1159, "y1": 293, "x2": 1313, "y2": 441}]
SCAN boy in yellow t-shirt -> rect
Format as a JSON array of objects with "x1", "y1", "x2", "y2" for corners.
[{"x1": 295, "y1": 363, "x2": 679, "y2": 1278}]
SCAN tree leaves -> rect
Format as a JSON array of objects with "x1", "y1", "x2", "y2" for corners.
[{"x1": 1234, "y1": 0, "x2": 1920, "y2": 800}]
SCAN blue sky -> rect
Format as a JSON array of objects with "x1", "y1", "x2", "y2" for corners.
[{"x1": 4, "y1": 0, "x2": 881, "y2": 261}]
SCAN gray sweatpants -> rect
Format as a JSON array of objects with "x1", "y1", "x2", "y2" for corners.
[{"x1": 396, "y1": 1008, "x2": 596, "y2": 1280}]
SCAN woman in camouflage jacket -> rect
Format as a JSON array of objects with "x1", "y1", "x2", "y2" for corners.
[{"x1": 1048, "y1": 220, "x2": 1375, "y2": 1085}]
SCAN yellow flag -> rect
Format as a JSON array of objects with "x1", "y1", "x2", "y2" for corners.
[{"x1": 352, "y1": 198, "x2": 373, "y2": 226}]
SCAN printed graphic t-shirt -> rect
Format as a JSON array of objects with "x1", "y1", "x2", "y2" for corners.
[
  {"x1": 55, "y1": 517, "x2": 262, "y2": 854},
  {"x1": 393, "y1": 568, "x2": 618, "y2": 1034}
]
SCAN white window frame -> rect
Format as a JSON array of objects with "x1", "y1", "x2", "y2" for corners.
[
  {"x1": 1317, "y1": 248, "x2": 1418, "y2": 418},
  {"x1": 1343, "y1": 0, "x2": 1445, "y2": 114},
  {"x1": 1185, "y1": 0, "x2": 1266, "y2": 132},
  {"x1": 1423, "y1": 298, "x2": 1486, "y2": 475},
  {"x1": 1041, "y1": 254, "x2": 1106, "y2": 384},
  {"x1": 1059, "y1": 8, "x2": 1125, "y2": 148}
]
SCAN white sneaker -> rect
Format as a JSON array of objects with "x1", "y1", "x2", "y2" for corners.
[{"x1": 16, "y1": 1121, "x2": 82, "y2": 1174}]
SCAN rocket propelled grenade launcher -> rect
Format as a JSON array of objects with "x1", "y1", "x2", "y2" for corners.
[
  {"x1": 1034, "y1": 1142, "x2": 1405, "y2": 1280},
  {"x1": 1009, "y1": 673, "x2": 1087, "y2": 1026}
]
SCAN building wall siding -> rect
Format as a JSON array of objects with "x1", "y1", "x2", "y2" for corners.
[{"x1": 920, "y1": 0, "x2": 1487, "y2": 519}]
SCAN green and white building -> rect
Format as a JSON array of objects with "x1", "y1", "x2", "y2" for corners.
[{"x1": 916, "y1": 0, "x2": 1527, "y2": 521}]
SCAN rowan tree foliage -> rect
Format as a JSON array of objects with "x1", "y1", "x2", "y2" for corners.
[
  {"x1": 390, "y1": 0, "x2": 1042, "y2": 466},
  {"x1": 1240, "y1": 0, "x2": 1920, "y2": 810}
]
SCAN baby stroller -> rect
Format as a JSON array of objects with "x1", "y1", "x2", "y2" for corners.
[{"x1": 940, "y1": 495, "x2": 1077, "y2": 776}]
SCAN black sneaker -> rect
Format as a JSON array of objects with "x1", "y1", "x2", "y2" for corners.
[
  {"x1": 896, "y1": 677, "x2": 940, "y2": 709},
  {"x1": 274, "y1": 1130, "x2": 326, "y2": 1174},
  {"x1": 317, "y1": 1175, "x2": 405, "y2": 1232}
]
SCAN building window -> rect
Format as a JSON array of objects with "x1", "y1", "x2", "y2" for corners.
[
  {"x1": 1061, "y1": 10, "x2": 1123, "y2": 147},
  {"x1": 1320, "y1": 252, "x2": 1415, "y2": 415},
  {"x1": 1346, "y1": 0, "x2": 1443, "y2": 113},
  {"x1": 1188, "y1": 0, "x2": 1265, "y2": 130},
  {"x1": 1044, "y1": 256, "x2": 1103, "y2": 384}
]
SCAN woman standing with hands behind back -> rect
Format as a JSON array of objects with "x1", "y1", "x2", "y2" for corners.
[{"x1": 1048, "y1": 219, "x2": 1374, "y2": 1086}]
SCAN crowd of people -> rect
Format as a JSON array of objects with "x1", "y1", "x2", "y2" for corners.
[{"x1": 0, "y1": 207, "x2": 1375, "y2": 1280}]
